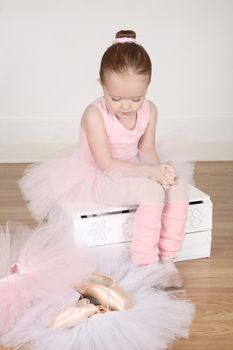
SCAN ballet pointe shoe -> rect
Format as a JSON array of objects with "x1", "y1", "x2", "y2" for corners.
[
  {"x1": 77, "y1": 272, "x2": 133, "y2": 311},
  {"x1": 48, "y1": 298, "x2": 104, "y2": 329}
]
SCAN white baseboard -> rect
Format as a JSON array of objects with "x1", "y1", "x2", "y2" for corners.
[
  {"x1": 1, "y1": 115, "x2": 233, "y2": 142},
  {"x1": 0, "y1": 142, "x2": 232, "y2": 163},
  {"x1": 0, "y1": 116, "x2": 233, "y2": 162},
  {"x1": 190, "y1": 142, "x2": 233, "y2": 161}
]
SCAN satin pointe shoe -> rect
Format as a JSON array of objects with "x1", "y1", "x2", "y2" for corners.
[
  {"x1": 76, "y1": 272, "x2": 133, "y2": 311},
  {"x1": 48, "y1": 298, "x2": 104, "y2": 329}
]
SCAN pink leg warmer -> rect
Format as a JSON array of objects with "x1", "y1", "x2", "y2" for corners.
[
  {"x1": 159, "y1": 201, "x2": 189, "y2": 258},
  {"x1": 131, "y1": 204, "x2": 164, "y2": 265}
]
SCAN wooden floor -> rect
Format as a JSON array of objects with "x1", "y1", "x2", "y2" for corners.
[{"x1": 0, "y1": 161, "x2": 233, "y2": 350}]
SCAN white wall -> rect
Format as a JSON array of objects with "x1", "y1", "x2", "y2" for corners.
[{"x1": 0, "y1": 0, "x2": 233, "y2": 162}]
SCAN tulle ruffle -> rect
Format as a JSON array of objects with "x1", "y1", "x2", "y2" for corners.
[
  {"x1": 19, "y1": 131, "x2": 195, "y2": 223},
  {"x1": 1, "y1": 245, "x2": 195, "y2": 350},
  {"x1": 0, "y1": 220, "x2": 94, "y2": 335}
]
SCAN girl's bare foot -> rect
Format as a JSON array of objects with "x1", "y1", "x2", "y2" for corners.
[{"x1": 160, "y1": 256, "x2": 183, "y2": 289}]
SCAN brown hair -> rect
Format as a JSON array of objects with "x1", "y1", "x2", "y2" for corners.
[{"x1": 99, "y1": 30, "x2": 152, "y2": 84}]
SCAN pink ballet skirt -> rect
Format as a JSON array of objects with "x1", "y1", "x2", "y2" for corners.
[
  {"x1": 0, "y1": 220, "x2": 94, "y2": 335},
  {"x1": 0, "y1": 245, "x2": 195, "y2": 350},
  {"x1": 19, "y1": 97, "x2": 194, "y2": 222}
]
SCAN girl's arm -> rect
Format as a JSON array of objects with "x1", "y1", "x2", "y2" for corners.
[
  {"x1": 81, "y1": 104, "x2": 174, "y2": 184},
  {"x1": 138, "y1": 101, "x2": 176, "y2": 188},
  {"x1": 138, "y1": 101, "x2": 160, "y2": 165}
]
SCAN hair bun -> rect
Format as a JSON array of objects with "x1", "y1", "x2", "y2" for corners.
[{"x1": 115, "y1": 30, "x2": 136, "y2": 39}]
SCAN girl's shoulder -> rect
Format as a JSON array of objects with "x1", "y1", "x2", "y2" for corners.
[
  {"x1": 81, "y1": 97, "x2": 108, "y2": 116},
  {"x1": 138, "y1": 99, "x2": 158, "y2": 128},
  {"x1": 81, "y1": 97, "x2": 112, "y2": 133},
  {"x1": 147, "y1": 100, "x2": 158, "y2": 121},
  {"x1": 88, "y1": 96, "x2": 110, "y2": 116},
  {"x1": 143, "y1": 99, "x2": 157, "y2": 114}
]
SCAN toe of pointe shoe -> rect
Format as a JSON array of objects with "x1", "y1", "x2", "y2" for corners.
[
  {"x1": 76, "y1": 272, "x2": 133, "y2": 311},
  {"x1": 48, "y1": 303, "x2": 100, "y2": 329}
]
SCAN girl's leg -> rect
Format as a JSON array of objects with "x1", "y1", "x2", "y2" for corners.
[
  {"x1": 159, "y1": 179, "x2": 189, "y2": 258},
  {"x1": 96, "y1": 175, "x2": 188, "y2": 287},
  {"x1": 158, "y1": 179, "x2": 189, "y2": 287},
  {"x1": 96, "y1": 176, "x2": 165, "y2": 266},
  {"x1": 131, "y1": 202, "x2": 164, "y2": 265},
  {"x1": 130, "y1": 182, "x2": 165, "y2": 265}
]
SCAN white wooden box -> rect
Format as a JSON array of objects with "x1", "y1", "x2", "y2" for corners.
[{"x1": 71, "y1": 185, "x2": 212, "y2": 262}]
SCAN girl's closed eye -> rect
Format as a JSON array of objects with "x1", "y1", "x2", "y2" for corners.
[{"x1": 111, "y1": 97, "x2": 141, "y2": 102}]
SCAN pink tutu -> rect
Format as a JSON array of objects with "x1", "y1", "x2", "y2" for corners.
[
  {"x1": 19, "y1": 137, "x2": 194, "y2": 223},
  {"x1": 0, "y1": 220, "x2": 94, "y2": 335},
  {"x1": 1, "y1": 246, "x2": 195, "y2": 350}
]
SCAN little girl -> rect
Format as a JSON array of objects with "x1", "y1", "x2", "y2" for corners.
[
  {"x1": 0, "y1": 30, "x2": 195, "y2": 350},
  {"x1": 20, "y1": 29, "x2": 192, "y2": 288}
]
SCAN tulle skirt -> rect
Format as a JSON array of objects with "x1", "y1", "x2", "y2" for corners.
[
  {"x1": 0, "y1": 244, "x2": 195, "y2": 350},
  {"x1": 19, "y1": 131, "x2": 194, "y2": 223},
  {"x1": 0, "y1": 220, "x2": 94, "y2": 335}
]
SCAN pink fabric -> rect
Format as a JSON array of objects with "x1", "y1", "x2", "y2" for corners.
[
  {"x1": 165, "y1": 178, "x2": 189, "y2": 202},
  {"x1": 159, "y1": 201, "x2": 189, "y2": 258},
  {"x1": 113, "y1": 37, "x2": 136, "y2": 44},
  {"x1": 81, "y1": 97, "x2": 150, "y2": 162},
  {"x1": 131, "y1": 201, "x2": 188, "y2": 265},
  {"x1": 0, "y1": 221, "x2": 94, "y2": 335},
  {"x1": 131, "y1": 204, "x2": 164, "y2": 265}
]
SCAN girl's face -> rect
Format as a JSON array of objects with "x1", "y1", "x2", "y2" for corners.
[{"x1": 101, "y1": 71, "x2": 150, "y2": 119}]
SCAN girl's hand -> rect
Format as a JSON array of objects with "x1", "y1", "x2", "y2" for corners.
[
  {"x1": 161, "y1": 161, "x2": 177, "y2": 190},
  {"x1": 162, "y1": 161, "x2": 177, "y2": 189},
  {"x1": 149, "y1": 162, "x2": 177, "y2": 190}
]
